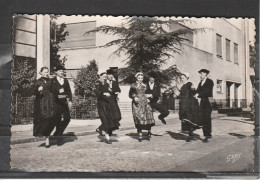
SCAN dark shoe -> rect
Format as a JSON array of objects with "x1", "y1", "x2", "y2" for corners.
[
  {"x1": 138, "y1": 137, "x2": 142, "y2": 142},
  {"x1": 57, "y1": 139, "x2": 63, "y2": 146},
  {"x1": 203, "y1": 137, "x2": 209, "y2": 143},
  {"x1": 106, "y1": 140, "x2": 112, "y2": 144},
  {"x1": 186, "y1": 136, "x2": 191, "y2": 142},
  {"x1": 188, "y1": 128, "x2": 194, "y2": 136},
  {"x1": 147, "y1": 131, "x2": 152, "y2": 138},
  {"x1": 96, "y1": 128, "x2": 103, "y2": 136},
  {"x1": 158, "y1": 115, "x2": 166, "y2": 124},
  {"x1": 138, "y1": 133, "x2": 142, "y2": 142},
  {"x1": 108, "y1": 130, "x2": 112, "y2": 136},
  {"x1": 45, "y1": 144, "x2": 50, "y2": 148}
]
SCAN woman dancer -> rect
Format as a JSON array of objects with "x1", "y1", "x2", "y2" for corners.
[
  {"x1": 173, "y1": 73, "x2": 202, "y2": 142},
  {"x1": 95, "y1": 70, "x2": 120, "y2": 144},
  {"x1": 129, "y1": 72, "x2": 155, "y2": 142},
  {"x1": 33, "y1": 67, "x2": 55, "y2": 148}
]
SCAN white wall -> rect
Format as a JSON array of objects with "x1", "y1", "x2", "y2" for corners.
[{"x1": 55, "y1": 16, "x2": 253, "y2": 104}]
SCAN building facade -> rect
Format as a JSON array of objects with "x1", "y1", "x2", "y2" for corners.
[{"x1": 56, "y1": 16, "x2": 254, "y2": 108}]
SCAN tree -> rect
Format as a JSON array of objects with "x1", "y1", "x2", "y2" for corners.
[
  {"x1": 249, "y1": 44, "x2": 256, "y2": 68},
  {"x1": 50, "y1": 15, "x2": 69, "y2": 73},
  {"x1": 11, "y1": 57, "x2": 36, "y2": 124},
  {"x1": 85, "y1": 17, "x2": 205, "y2": 84},
  {"x1": 74, "y1": 60, "x2": 99, "y2": 98},
  {"x1": 11, "y1": 57, "x2": 36, "y2": 95}
]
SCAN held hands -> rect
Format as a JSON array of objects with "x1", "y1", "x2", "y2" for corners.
[
  {"x1": 134, "y1": 97, "x2": 139, "y2": 102},
  {"x1": 38, "y1": 86, "x2": 43, "y2": 91},
  {"x1": 194, "y1": 93, "x2": 199, "y2": 99},
  {"x1": 68, "y1": 101, "x2": 72, "y2": 109},
  {"x1": 59, "y1": 88, "x2": 64, "y2": 93},
  {"x1": 145, "y1": 94, "x2": 153, "y2": 98},
  {"x1": 103, "y1": 92, "x2": 111, "y2": 97}
]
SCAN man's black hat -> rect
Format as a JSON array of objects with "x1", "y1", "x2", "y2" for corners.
[
  {"x1": 106, "y1": 69, "x2": 114, "y2": 75},
  {"x1": 198, "y1": 69, "x2": 210, "y2": 74},
  {"x1": 55, "y1": 65, "x2": 65, "y2": 71}
]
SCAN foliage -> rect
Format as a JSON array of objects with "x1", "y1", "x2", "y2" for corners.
[
  {"x1": 11, "y1": 95, "x2": 35, "y2": 124},
  {"x1": 249, "y1": 44, "x2": 256, "y2": 68},
  {"x1": 74, "y1": 60, "x2": 99, "y2": 97},
  {"x1": 85, "y1": 17, "x2": 205, "y2": 84},
  {"x1": 50, "y1": 15, "x2": 69, "y2": 72},
  {"x1": 70, "y1": 96, "x2": 98, "y2": 119},
  {"x1": 11, "y1": 57, "x2": 36, "y2": 94},
  {"x1": 118, "y1": 65, "x2": 182, "y2": 86}
]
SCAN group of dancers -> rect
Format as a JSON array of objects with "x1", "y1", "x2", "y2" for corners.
[
  {"x1": 33, "y1": 64, "x2": 214, "y2": 147},
  {"x1": 95, "y1": 70, "x2": 170, "y2": 143}
]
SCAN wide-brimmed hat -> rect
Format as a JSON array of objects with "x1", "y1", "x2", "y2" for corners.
[
  {"x1": 198, "y1": 69, "x2": 210, "y2": 74},
  {"x1": 55, "y1": 65, "x2": 65, "y2": 71},
  {"x1": 106, "y1": 69, "x2": 114, "y2": 75}
]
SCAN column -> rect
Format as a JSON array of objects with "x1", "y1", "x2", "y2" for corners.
[{"x1": 37, "y1": 15, "x2": 50, "y2": 74}]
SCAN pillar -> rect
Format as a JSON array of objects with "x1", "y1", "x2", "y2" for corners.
[{"x1": 37, "y1": 15, "x2": 50, "y2": 74}]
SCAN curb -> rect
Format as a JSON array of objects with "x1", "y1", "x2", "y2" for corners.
[{"x1": 10, "y1": 125, "x2": 137, "y2": 145}]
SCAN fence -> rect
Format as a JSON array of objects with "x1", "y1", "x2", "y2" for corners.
[
  {"x1": 12, "y1": 95, "x2": 99, "y2": 124},
  {"x1": 12, "y1": 95, "x2": 35, "y2": 124},
  {"x1": 70, "y1": 97, "x2": 99, "y2": 119}
]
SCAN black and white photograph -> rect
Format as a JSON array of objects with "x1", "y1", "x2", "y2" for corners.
[{"x1": 10, "y1": 15, "x2": 256, "y2": 173}]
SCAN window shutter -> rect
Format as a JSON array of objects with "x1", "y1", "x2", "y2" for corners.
[
  {"x1": 216, "y1": 34, "x2": 222, "y2": 57},
  {"x1": 234, "y1": 43, "x2": 239, "y2": 64},
  {"x1": 226, "y1": 39, "x2": 230, "y2": 61}
]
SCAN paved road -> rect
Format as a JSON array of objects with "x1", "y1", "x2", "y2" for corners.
[{"x1": 10, "y1": 116, "x2": 255, "y2": 173}]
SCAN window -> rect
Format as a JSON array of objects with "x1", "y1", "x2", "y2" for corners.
[
  {"x1": 226, "y1": 39, "x2": 231, "y2": 61},
  {"x1": 216, "y1": 80, "x2": 223, "y2": 93},
  {"x1": 60, "y1": 21, "x2": 96, "y2": 49},
  {"x1": 216, "y1": 34, "x2": 222, "y2": 57},
  {"x1": 234, "y1": 43, "x2": 239, "y2": 64}
]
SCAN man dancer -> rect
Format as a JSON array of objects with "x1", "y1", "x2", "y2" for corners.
[
  {"x1": 51, "y1": 65, "x2": 72, "y2": 146},
  {"x1": 146, "y1": 76, "x2": 169, "y2": 124},
  {"x1": 194, "y1": 69, "x2": 214, "y2": 142},
  {"x1": 96, "y1": 69, "x2": 121, "y2": 136}
]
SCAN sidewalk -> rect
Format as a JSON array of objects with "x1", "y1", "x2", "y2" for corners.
[{"x1": 11, "y1": 111, "x2": 229, "y2": 145}]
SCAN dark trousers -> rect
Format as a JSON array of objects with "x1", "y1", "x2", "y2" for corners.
[
  {"x1": 54, "y1": 100, "x2": 71, "y2": 137},
  {"x1": 200, "y1": 99, "x2": 212, "y2": 137},
  {"x1": 98, "y1": 124, "x2": 103, "y2": 131},
  {"x1": 150, "y1": 102, "x2": 169, "y2": 118}
]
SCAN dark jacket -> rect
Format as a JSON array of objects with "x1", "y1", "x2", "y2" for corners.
[
  {"x1": 196, "y1": 78, "x2": 214, "y2": 99},
  {"x1": 50, "y1": 77, "x2": 72, "y2": 102},
  {"x1": 107, "y1": 80, "x2": 121, "y2": 99},
  {"x1": 145, "y1": 83, "x2": 161, "y2": 103}
]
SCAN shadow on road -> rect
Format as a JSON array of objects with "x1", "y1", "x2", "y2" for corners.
[
  {"x1": 165, "y1": 131, "x2": 202, "y2": 141},
  {"x1": 125, "y1": 132, "x2": 151, "y2": 141},
  {"x1": 96, "y1": 135, "x2": 119, "y2": 143},
  {"x1": 39, "y1": 133, "x2": 78, "y2": 147},
  {"x1": 228, "y1": 133, "x2": 247, "y2": 139}
]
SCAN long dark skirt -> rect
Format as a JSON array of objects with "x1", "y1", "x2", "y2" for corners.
[
  {"x1": 110, "y1": 98, "x2": 122, "y2": 121},
  {"x1": 179, "y1": 98, "x2": 203, "y2": 128},
  {"x1": 33, "y1": 93, "x2": 55, "y2": 136},
  {"x1": 97, "y1": 100, "x2": 120, "y2": 133}
]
